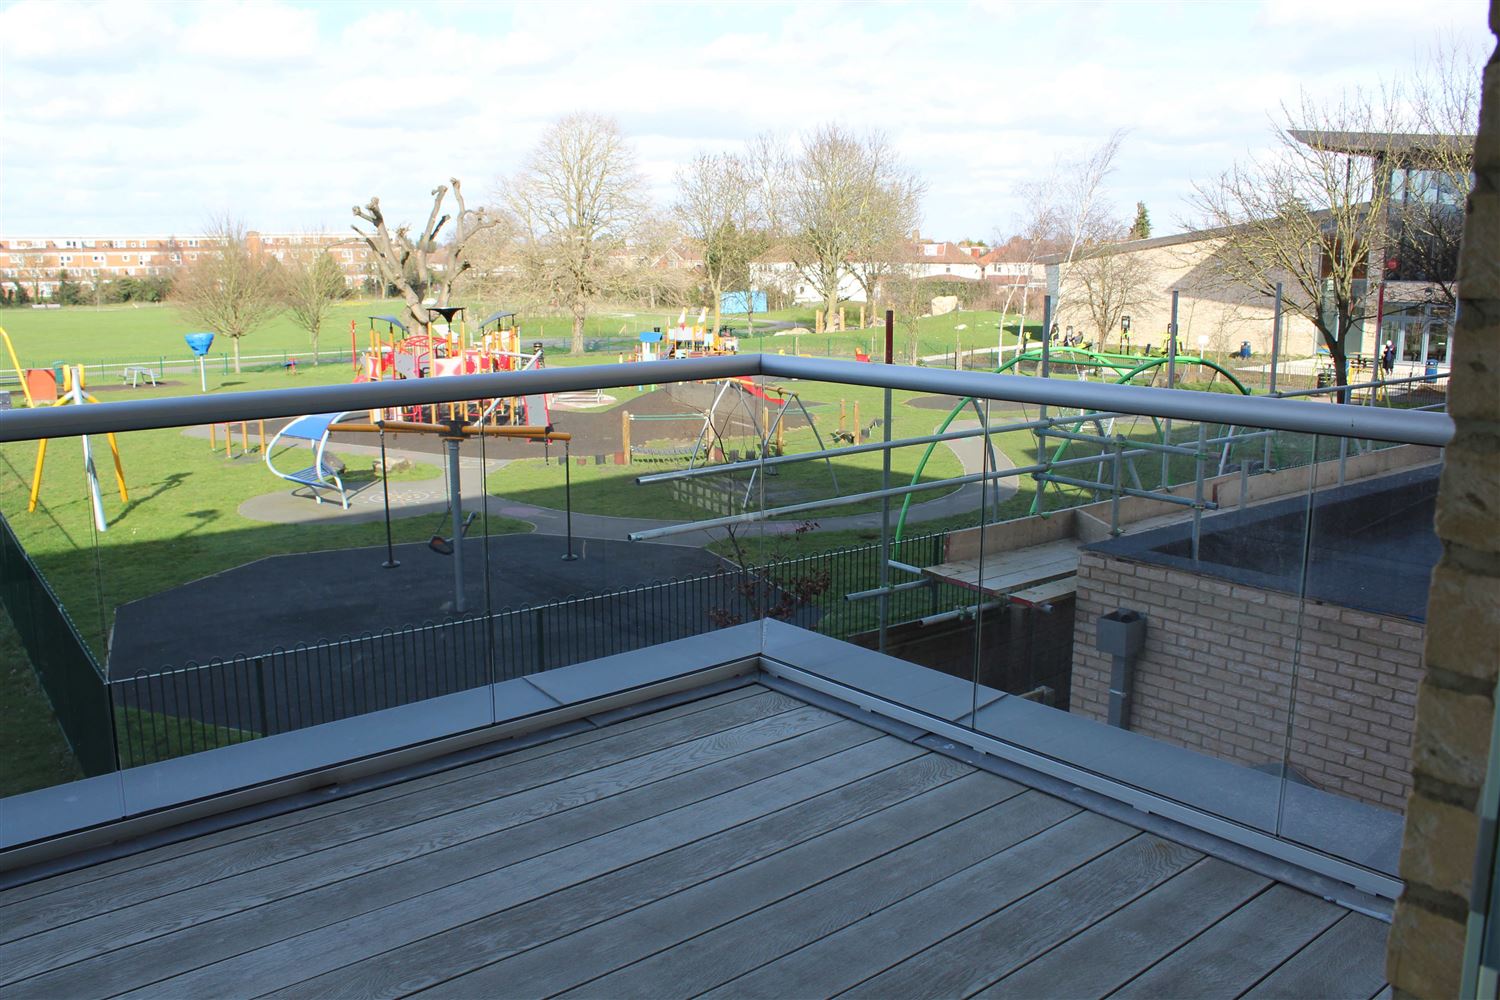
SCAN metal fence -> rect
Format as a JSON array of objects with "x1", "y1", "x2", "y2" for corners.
[
  {"x1": 107, "y1": 531, "x2": 961, "y2": 764},
  {"x1": 0, "y1": 513, "x2": 116, "y2": 775}
]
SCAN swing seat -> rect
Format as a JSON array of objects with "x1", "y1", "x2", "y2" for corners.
[{"x1": 266, "y1": 412, "x2": 351, "y2": 508}]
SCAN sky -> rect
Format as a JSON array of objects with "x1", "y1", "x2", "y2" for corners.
[{"x1": 0, "y1": 0, "x2": 1490, "y2": 242}]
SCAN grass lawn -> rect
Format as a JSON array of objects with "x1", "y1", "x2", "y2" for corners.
[
  {"x1": 0, "y1": 605, "x2": 83, "y2": 796},
  {"x1": 0, "y1": 426, "x2": 528, "y2": 660}
]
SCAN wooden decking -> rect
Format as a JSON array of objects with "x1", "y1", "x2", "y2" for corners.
[
  {"x1": 924, "y1": 538, "x2": 1081, "y2": 597},
  {"x1": 0, "y1": 684, "x2": 1388, "y2": 999}
]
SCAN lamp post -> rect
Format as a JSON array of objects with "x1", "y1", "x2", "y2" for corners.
[{"x1": 1121, "y1": 314, "x2": 1131, "y2": 353}]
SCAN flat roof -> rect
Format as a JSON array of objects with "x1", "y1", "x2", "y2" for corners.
[{"x1": 0, "y1": 681, "x2": 1389, "y2": 997}]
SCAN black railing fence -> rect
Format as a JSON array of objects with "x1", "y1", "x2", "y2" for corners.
[
  {"x1": 107, "y1": 530, "x2": 962, "y2": 764},
  {"x1": 0, "y1": 514, "x2": 117, "y2": 776}
]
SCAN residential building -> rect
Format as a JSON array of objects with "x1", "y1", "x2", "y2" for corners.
[{"x1": 0, "y1": 232, "x2": 378, "y2": 298}]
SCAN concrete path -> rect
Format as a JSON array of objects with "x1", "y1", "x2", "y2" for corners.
[{"x1": 232, "y1": 418, "x2": 1017, "y2": 547}]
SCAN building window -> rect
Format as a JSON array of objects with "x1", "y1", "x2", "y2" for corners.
[
  {"x1": 92, "y1": 255, "x2": 105, "y2": 263},
  {"x1": 59, "y1": 255, "x2": 73, "y2": 264}
]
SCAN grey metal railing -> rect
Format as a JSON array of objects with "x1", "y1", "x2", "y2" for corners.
[{"x1": 0, "y1": 355, "x2": 1455, "y2": 447}]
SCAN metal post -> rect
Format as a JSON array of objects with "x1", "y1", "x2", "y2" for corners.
[
  {"x1": 1037, "y1": 294, "x2": 1052, "y2": 511},
  {"x1": 445, "y1": 437, "x2": 465, "y2": 614},
  {"x1": 1266, "y1": 283, "x2": 1283, "y2": 472},
  {"x1": 1163, "y1": 291, "x2": 1178, "y2": 490},
  {"x1": 378, "y1": 425, "x2": 399, "y2": 569},
  {"x1": 1111, "y1": 436, "x2": 1124, "y2": 536},
  {"x1": 879, "y1": 310, "x2": 894, "y2": 653},
  {"x1": 1192, "y1": 422, "x2": 1207, "y2": 561},
  {"x1": 562, "y1": 441, "x2": 578, "y2": 561}
]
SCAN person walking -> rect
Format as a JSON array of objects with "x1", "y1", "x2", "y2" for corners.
[{"x1": 1382, "y1": 340, "x2": 1397, "y2": 376}]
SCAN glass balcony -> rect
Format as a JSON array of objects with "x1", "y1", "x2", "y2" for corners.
[{"x1": 0, "y1": 354, "x2": 1450, "y2": 904}]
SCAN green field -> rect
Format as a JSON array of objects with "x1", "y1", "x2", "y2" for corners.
[{"x1": 0, "y1": 300, "x2": 1023, "y2": 374}]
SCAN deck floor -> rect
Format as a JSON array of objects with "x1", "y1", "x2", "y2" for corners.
[{"x1": 0, "y1": 685, "x2": 1389, "y2": 998}]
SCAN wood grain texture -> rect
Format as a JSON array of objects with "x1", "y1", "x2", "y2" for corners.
[
  {"x1": 8, "y1": 717, "x2": 878, "y2": 999},
  {"x1": 697, "y1": 810, "x2": 1136, "y2": 1000},
  {"x1": 272, "y1": 758, "x2": 991, "y2": 999},
  {"x1": 112, "y1": 737, "x2": 925, "y2": 999},
  {"x1": 0, "y1": 699, "x2": 833, "y2": 987},
  {"x1": 843, "y1": 833, "x2": 1202, "y2": 999},
  {"x1": 1241, "y1": 911, "x2": 1390, "y2": 1000},
  {"x1": 563, "y1": 789, "x2": 1082, "y2": 1000},
  {"x1": 980, "y1": 858, "x2": 1271, "y2": 998},
  {"x1": 1108, "y1": 882, "x2": 1345, "y2": 999},
  {"x1": 0, "y1": 685, "x2": 766, "y2": 910}
]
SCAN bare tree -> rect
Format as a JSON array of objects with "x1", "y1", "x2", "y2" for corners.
[
  {"x1": 171, "y1": 219, "x2": 282, "y2": 373},
  {"x1": 1001, "y1": 132, "x2": 1125, "y2": 355},
  {"x1": 785, "y1": 125, "x2": 922, "y2": 333},
  {"x1": 845, "y1": 165, "x2": 923, "y2": 319},
  {"x1": 674, "y1": 146, "x2": 776, "y2": 335},
  {"x1": 1389, "y1": 37, "x2": 1482, "y2": 307},
  {"x1": 505, "y1": 113, "x2": 645, "y2": 353},
  {"x1": 278, "y1": 244, "x2": 347, "y2": 363},
  {"x1": 1192, "y1": 91, "x2": 1401, "y2": 388},
  {"x1": 1071, "y1": 239, "x2": 1155, "y2": 345},
  {"x1": 352, "y1": 178, "x2": 497, "y2": 335}
]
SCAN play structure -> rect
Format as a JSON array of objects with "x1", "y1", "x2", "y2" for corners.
[
  {"x1": 892, "y1": 344, "x2": 1255, "y2": 540},
  {"x1": 265, "y1": 412, "x2": 354, "y2": 508},
  {"x1": 27, "y1": 366, "x2": 130, "y2": 532},
  {"x1": 668, "y1": 308, "x2": 739, "y2": 357},
  {"x1": 622, "y1": 377, "x2": 840, "y2": 515},
  {"x1": 351, "y1": 309, "x2": 550, "y2": 428},
  {"x1": 2, "y1": 327, "x2": 130, "y2": 532}
]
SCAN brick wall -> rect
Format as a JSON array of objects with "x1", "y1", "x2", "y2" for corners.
[
  {"x1": 1387, "y1": 8, "x2": 1500, "y2": 994},
  {"x1": 1072, "y1": 550, "x2": 1423, "y2": 811}
]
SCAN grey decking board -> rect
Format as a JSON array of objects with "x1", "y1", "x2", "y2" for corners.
[
  {"x1": 420, "y1": 776, "x2": 1040, "y2": 999},
  {"x1": 10, "y1": 718, "x2": 881, "y2": 998},
  {"x1": 0, "y1": 690, "x2": 806, "y2": 956},
  {"x1": 842, "y1": 834, "x2": 1203, "y2": 999},
  {"x1": 268, "y1": 759, "x2": 996, "y2": 999},
  {"x1": 1241, "y1": 911, "x2": 1390, "y2": 999},
  {"x1": 111, "y1": 737, "x2": 927, "y2": 999},
  {"x1": 1, "y1": 700, "x2": 837, "y2": 987},
  {"x1": 1108, "y1": 882, "x2": 1346, "y2": 998},
  {"x1": 978, "y1": 858, "x2": 1273, "y2": 998},
  {"x1": 0, "y1": 685, "x2": 781, "y2": 928},
  {"x1": 0, "y1": 683, "x2": 769, "y2": 910},
  {"x1": 691, "y1": 810, "x2": 1138, "y2": 1000},
  {"x1": 556, "y1": 789, "x2": 1082, "y2": 1000}
]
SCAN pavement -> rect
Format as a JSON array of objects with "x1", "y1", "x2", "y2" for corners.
[{"x1": 231, "y1": 415, "x2": 1016, "y2": 546}]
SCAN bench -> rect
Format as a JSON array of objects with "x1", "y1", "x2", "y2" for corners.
[{"x1": 122, "y1": 366, "x2": 158, "y2": 387}]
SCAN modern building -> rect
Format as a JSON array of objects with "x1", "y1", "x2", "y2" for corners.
[{"x1": 1042, "y1": 130, "x2": 1470, "y2": 367}]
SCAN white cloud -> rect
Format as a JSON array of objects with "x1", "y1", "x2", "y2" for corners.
[{"x1": 0, "y1": 0, "x2": 1490, "y2": 241}]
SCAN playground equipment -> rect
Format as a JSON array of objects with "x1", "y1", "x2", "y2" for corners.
[
  {"x1": 667, "y1": 307, "x2": 739, "y2": 357},
  {"x1": 891, "y1": 344, "x2": 1256, "y2": 541},
  {"x1": 26, "y1": 366, "x2": 129, "y2": 532},
  {"x1": 352, "y1": 309, "x2": 549, "y2": 428},
  {"x1": 319, "y1": 417, "x2": 575, "y2": 613},
  {"x1": 265, "y1": 412, "x2": 354, "y2": 508},
  {"x1": 684, "y1": 377, "x2": 839, "y2": 511},
  {"x1": 184, "y1": 332, "x2": 214, "y2": 391},
  {"x1": 4, "y1": 327, "x2": 129, "y2": 531}
]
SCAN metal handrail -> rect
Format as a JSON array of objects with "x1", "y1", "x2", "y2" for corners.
[{"x1": 0, "y1": 354, "x2": 1454, "y2": 448}]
